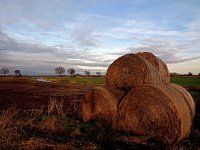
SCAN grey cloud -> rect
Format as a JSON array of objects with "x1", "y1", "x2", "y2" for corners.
[
  {"x1": 71, "y1": 24, "x2": 100, "y2": 46},
  {"x1": 0, "y1": 30, "x2": 17, "y2": 50},
  {"x1": 109, "y1": 38, "x2": 200, "y2": 64},
  {"x1": 0, "y1": 36, "x2": 56, "y2": 55},
  {"x1": 0, "y1": 30, "x2": 109, "y2": 75},
  {"x1": 71, "y1": 62, "x2": 109, "y2": 68}
]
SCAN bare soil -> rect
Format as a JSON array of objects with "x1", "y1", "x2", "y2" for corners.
[{"x1": 0, "y1": 77, "x2": 93, "y2": 111}]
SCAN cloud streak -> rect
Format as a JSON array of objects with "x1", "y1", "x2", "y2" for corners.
[
  {"x1": 109, "y1": 38, "x2": 200, "y2": 64},
  {"x1": 0, "y1": 29, "x2": 109, "y2": 75}
]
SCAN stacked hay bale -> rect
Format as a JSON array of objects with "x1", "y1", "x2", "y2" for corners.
[
  {"x1": 105, "y1": 53, "x2": 163, "y2": 101},
  {"x1": 116, "y1": 84, "x2": 194, "y2": 144},
  {"x1": 82, "y1": 52, "x2": 195, "y2": 145},
  {"x1": 82, "y1": 86, "x2": 118, "y2": 125},
  {"x1": 136, "y1": 52, "x2": 170, "y2": 84},
  {"x1": 170, "y1": 83, "x2": 196, "y2": 119}
]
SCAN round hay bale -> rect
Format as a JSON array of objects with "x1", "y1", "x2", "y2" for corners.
[
  {"x1": 136, "y1": 52, "x2": 170, "y2": 84},
  {"x1": 82, "y1": 86, "x2": 118, "y2": 125},
  {"x1": 116, "y1": 84, "x2": 193, "y2": 145},
  {"x1": 170, "y1": 83, "x2": 195, "y2": 118},
  {"x1": 105, "y1": 53, "x2": 162, "y2": 101}
]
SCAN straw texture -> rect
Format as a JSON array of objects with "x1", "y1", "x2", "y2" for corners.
[
  {"x1": 105, "y1": 53, "x2": 162, "y2": 101},
  {"x1": 170, "y1": 83, "x2": 195, "y2": 118},
  {"x1": 136, "y1": 52, "x2": 170, "y2": 84},
  {"x1": 82, "y1": 86, "x2": 118, "y2": 125},
  {"x1": 116, "y1": 84, "x2": 193, "y2": 144}
]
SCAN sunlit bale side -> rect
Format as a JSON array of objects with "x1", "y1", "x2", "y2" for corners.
[
  {"x1": 136, "y1": 52, "x2": 170, "y2": 84},
  {"x1": 170, "y1": 83, "x2": 195, "y2": 118},
  {"x1": 105, "y1": 53, "x2": 163, "y2": 101},
  {"x1": 116, "y1": 84, "x2": 194, "y2": 145},
  {"x1": 82, "y1": 86, "x2": 118, "y2": 125}
]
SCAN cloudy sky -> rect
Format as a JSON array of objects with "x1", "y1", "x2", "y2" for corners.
[{"x1": 0, "y1": 0, "x2": 200, "y2": 75}]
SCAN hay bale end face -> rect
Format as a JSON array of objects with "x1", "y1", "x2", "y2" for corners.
[
  {"x1": 105, "y1": 53, "x2": 162, "y2": 101},
  {"x1": 116, "y1": 84, "x2": 194, "y2": 144},
  {"x1": 82, "y1": 86, "x2": 118, "y2": 125},
  {"x1": 136, "y1": 52, "x2": 170, "y2": 84}
]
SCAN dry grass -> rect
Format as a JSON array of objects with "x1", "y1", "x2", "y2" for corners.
[
  {"x1": 0, "y1": 101, "x2": 199, "y2": 149},
  {"x1": 0, "y1": 99, "x2": 70, "y2": 148},
  {"x1": 19, "y1": 138, "x2": 53, "y2": 150},
  {"x1": 65, "y1": 97, "x2": 82, "y2": 116},
  {"x1": 48, "y1": 98, "x2": 64, "y2": 116},
  {"x1": 0, "y1": 104, "x2": 100, "y2": 149},
  {"x1": 0, "y1": 107, "x2": 21, "y2": 147}
]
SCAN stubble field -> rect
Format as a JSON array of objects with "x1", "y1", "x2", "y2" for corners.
[{"x1": 0, "y1": 76, "x2": 200, "y2": 149}]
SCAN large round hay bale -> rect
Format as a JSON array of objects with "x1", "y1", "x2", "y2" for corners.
[
  {"x1": 116, "y1": 84, "x2": 194, "y2": 144},
  {"x1": 105, "y1": 53, "x2": 162, "y2": 101},
  {"x1": 82, "y1": 86, "x2": 118, "y2": 125},
  {"x1": 170, "y1": 83, "x2": 195, "y2": 118},
  {"x1": 136, "y1": 52, "x2": 170, "y2": 84}
]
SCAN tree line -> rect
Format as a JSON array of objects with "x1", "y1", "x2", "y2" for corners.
[
  {"x1": 0, "y1": 68, "x2": 22, "y2": 76},
  {"x1": 0, "y1": 67, "x2": 102, "y2": 76},
  {"x1": 54, "y1": 66, "x2": 101, "y2": 76},
  {"x1": 1, "y1": 67, "x2": 199, "y2": 77},
  {"x1": 170, "y1": 72, "x2": 200, "y2": 77}
]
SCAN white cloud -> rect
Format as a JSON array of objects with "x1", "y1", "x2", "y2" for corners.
[
  {"x1": 71, "y1": 26, "x2": 100, "y2": 46},
  {"x1": 109, "y1": 38, "x2": 200, "y2": 64}
]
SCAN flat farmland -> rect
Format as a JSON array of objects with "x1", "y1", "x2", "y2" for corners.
[
  {"x1": 171, "y1": 76, "x2": 200, "y2": 87},
  {"x1": 171, "y1": 76, "x2": 200, "y2": 98},
  {"x1": 43, "y1": 76, "x2": 105, "y2": 85},
  {"x1": 0, "y1": 77, "x2": 93, "y2": 111},
  {"x1": 1, "y1": 76, "x2": 200, "y2": 149},
  {"x1": 0, "y1": 76, "x2": 200, "y2": 111}
]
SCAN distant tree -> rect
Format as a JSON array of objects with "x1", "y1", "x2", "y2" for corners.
[
  {"x1": 14, "y1": 70, "x2": 22, "y2": 76},
  {"x1": 0, "y1": 68, "x2": 9, "y2": 75},
  {"x1": 188, "y1": 72, "x2": 193, "y2": 76},
  {"x1": 68, "y1": 68, "x2": 76, "y2": 77},
  {"x1": 96, "y1": 71, "x2": 101, "y2": 76},
  {"x1": 170, "y1": 72, "x2": 180, "y2": 77},
  {"x1": 198, "y1": 73, "x2": 200, "y2": 76},
  {"x1": 84, "y1": 70, "x2": 90, "y2": 76},
  {"x1": 55, "y1": 66, "x2": 65, "y2": 76}
]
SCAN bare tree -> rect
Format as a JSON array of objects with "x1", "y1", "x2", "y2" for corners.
[
  {"x1": 188, "y1": 72, "x2": 193, "y2": 76},
  {"x1": 84, "y1": 70, "x2": 90, "y2": 76},
  {"x1": 55, "y1": 66, "x2": 65, "y2": 76},
  {"x1": 170, "y1": 72, "x2": 180, "y2": 77},
  {"x1": 15, "y1": 70, "x2": 22, "y2": 76},
  {"x1": 96, "y1": 71, "x2": 101, "y2": 76},
  {"x1": 0, "y1": 68, "x2": 9, "y2": 75},
  {"x1": 68, "y1": 68, "x2": 76, "y2": 77}
]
